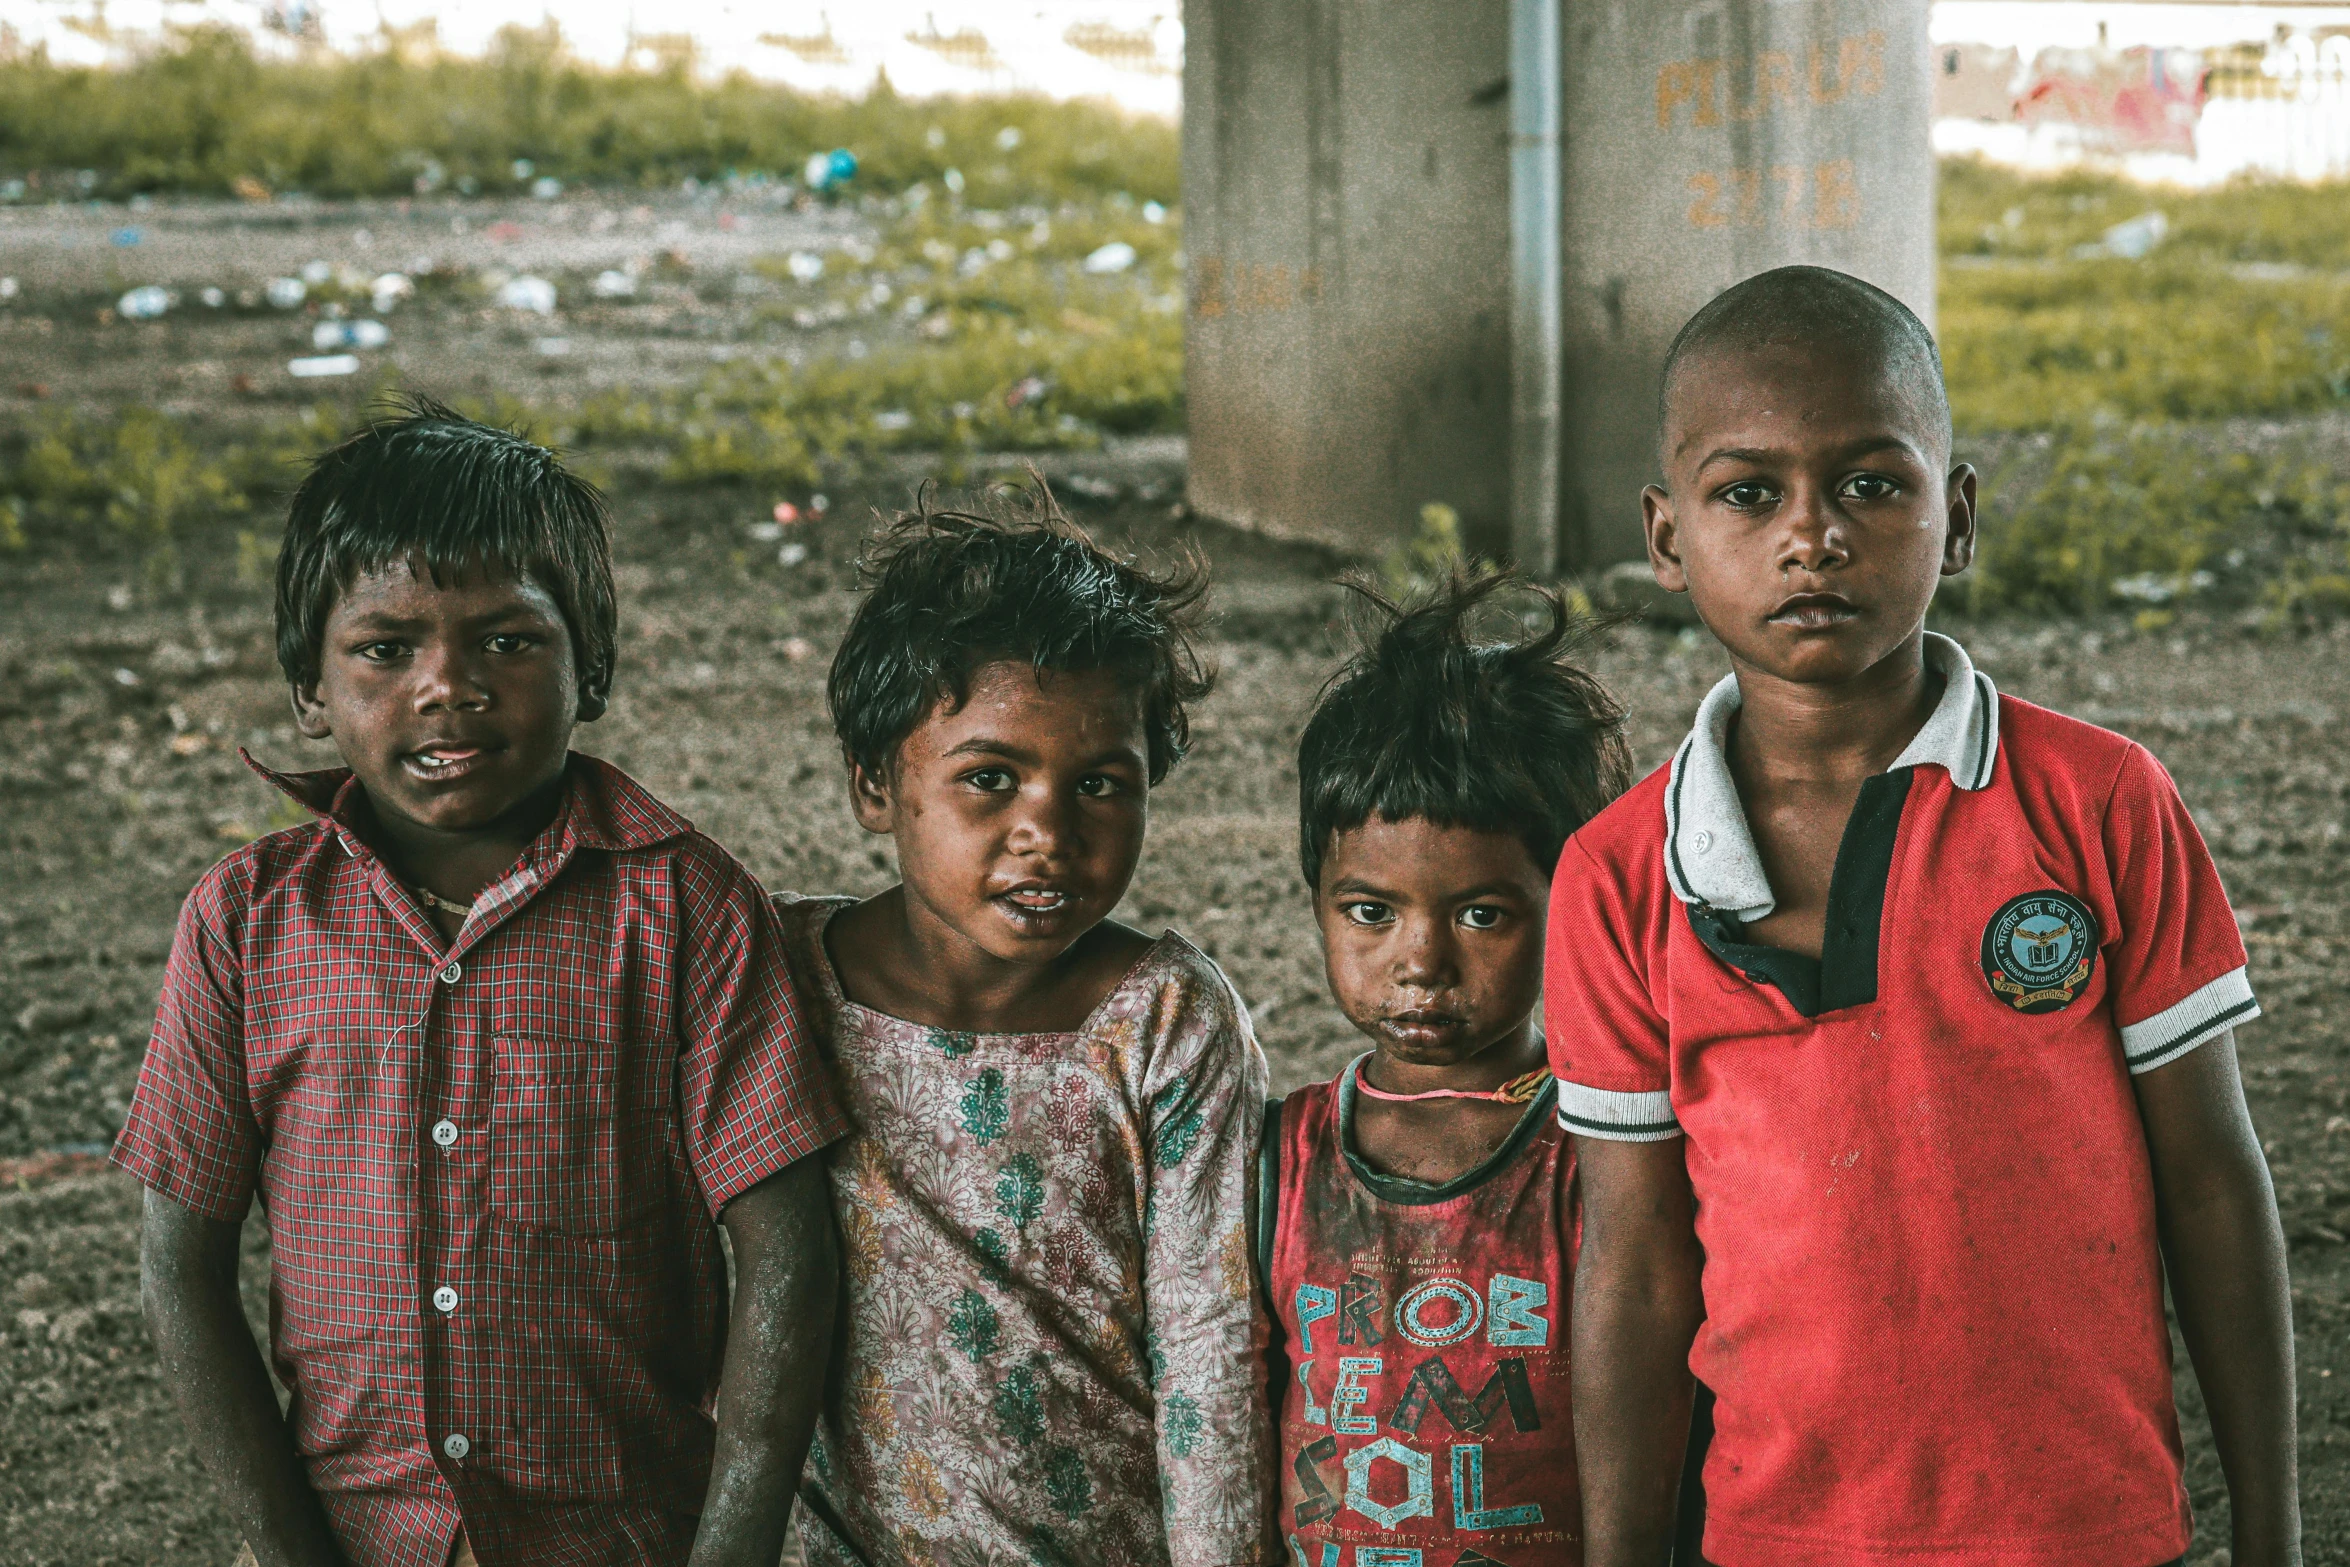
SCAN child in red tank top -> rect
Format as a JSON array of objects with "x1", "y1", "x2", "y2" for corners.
[{"x1": 1261, "y1": 571, "x2": 1633, "y2": 1567}]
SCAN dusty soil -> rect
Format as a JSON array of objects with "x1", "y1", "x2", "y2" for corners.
[{"x1": 0, "y1": 194, "x2": 2344, "y2": 1564}]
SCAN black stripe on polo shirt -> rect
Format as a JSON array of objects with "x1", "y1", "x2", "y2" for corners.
[
  {"x1": 1684, "y1": 768, "x2": 1916, "y2": 1020},
  {"x1": 1664, "y1": 735, "x2": 1698, "y2": 903},
  {"x1": 1557, "y1": 1107, "x2": 1682, "y2": 1139},
  {"x1": 2124, "y1": 996, "x2": 2260, "y2": 1068},
  {"x1": 1969, "y1": 671, "x2": 1997, "y2": 788}
]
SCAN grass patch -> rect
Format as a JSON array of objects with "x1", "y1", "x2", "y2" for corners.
[{"x1": 0, "y1": 25, "x2": 1177, "y2": 205}]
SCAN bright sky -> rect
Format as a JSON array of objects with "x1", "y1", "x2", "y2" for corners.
[{"x1": 0, "y1": 1, "x2": 1184, "y2": 113}]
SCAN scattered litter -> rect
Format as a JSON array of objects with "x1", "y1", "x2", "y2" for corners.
[
  {"x1": 591, "y1": 269, "x2": 637, "y2": 299},
  {"x1": 803, "y1": 148, "x2": 859, "y2": 192},
  {"x1": 112, "y1": 667, "x2": 141, "y2": 687},
  {"x1": 809, "y1": 493, "x2": 830, "y2": 514},
  {"x1": 370, "y1": 272, "x2": 414, "y2": 312},
  {"x1": 265, "y1": 276, "x2": 307, "y2": 309},
  {"x1": 287, "y1": 353, "x2": 360, "y2": 378},
  {"x1": 1005, "y1": 375, "x2": 1050, "y2": 409},
  {"x1": 943, "y1": 168, "x2": 966, "y2": 195},
  {"x1": 110, "y1": 227, "x2": 143, "y2": 247},
  {"x1": 199, "y1": 287, "x2": 226, "y2": 308},
  {"x1": 497, "y1": 275, "x2": 558, "y2": 314},
  {"x1": 779, "y1": 636, "x2": 816, "y2": 661},
  {"x1": 299, "y1": 259, "x2": 333, "y2": 285},
  {"x1": 0, "y1": 180, "x2": 22, "y2": 202},
  {"x1": 531, "y1": 175, "x2": 564, "y2": 200},
  {"x1": 1143, "y1": 201, "x2": 1167, "y2": 224},
  {"x1": 169, "y1": 732, "x2": 210, "y2": 757},
  {"x1": 986, "y1": 238, "x2": 1015, "y2": 262},
  {"x1": 873, "y1": 409, "x2": 914, "y2": 432},
  {"x1": 534, "y1": 337, "x2": 571, "y2": 357},
  {"x1": 1063, "y1": 474, "x2": 1120, "y2": 501},
  {"x1": 511, "y1": 158, "x2": 535, "y2": 180},
  {"x1": 0, "y1": 277, "x2": 16, "y2": 300},
  {"x1": 313, "y1": 319, "x2": 389, "y2": 349},
  {"x1": 778, "y1": 543, "x2": 811, "y2": 567},
  {"x1": 2112, "y1": 570, "x2": 2214, "y2": 604},
  {"x1": 2084, "y1": 211, "x2": 2168, "y2": 261},
  {"x1": 1082, "y1": 241, "x2": 1138, "y2": 274},
  {"x1": 117, "y1": 285, "x2": 172, "y2": 320},
  {"x1": 773, "y1": 501, "x2": 801, "y2": 524},
  {"x1": 785, "y1": 251, "x2": 826, "y2": 284},
  {"x1": 749, "y1": 521, "x2": 784, "y2": 542},
  {"x1": 996, "y1": 126, "x2": 1024, "y2": 151}
]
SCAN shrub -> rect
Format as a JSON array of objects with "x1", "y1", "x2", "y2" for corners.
[{"x1": 0, "y1": 25, "x2": 1178, "y2": 205}]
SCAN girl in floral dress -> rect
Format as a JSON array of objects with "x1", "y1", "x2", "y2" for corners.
[{"x1": 778, "y1": 498, "x2": 1272, "y2": 1567}]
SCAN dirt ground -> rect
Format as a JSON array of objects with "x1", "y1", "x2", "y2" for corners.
[{"x1": 1, "y1": 195, "x2": 2345, "y2": 1563}]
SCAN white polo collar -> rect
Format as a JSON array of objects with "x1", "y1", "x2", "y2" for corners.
[{"x1": 1663, "y1": 632, "x2": 2000, "y2": 920}]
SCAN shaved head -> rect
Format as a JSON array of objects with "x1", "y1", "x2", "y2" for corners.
[{"x1": 1658, "y1": 265, "x2": 1950, "y2": 468}]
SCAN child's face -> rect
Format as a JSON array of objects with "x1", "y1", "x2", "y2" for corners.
[
  {"x1": 851, "y1": 661, "x2": 1150, "y2": 968},
  {"x1": 1315, "y1": 816, "x2": 1548, "y2": 1070},
  {"x1": 293, "y1": 554, "x2": 593, "y2": 840},
  {"x1": 1642, "y1": 338, "x2": 1977, "y2": 687}
]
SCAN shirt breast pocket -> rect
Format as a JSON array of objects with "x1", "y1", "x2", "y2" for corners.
[{"x1": 489, "y1": 1035, "x2": 673, "y2": 1237}]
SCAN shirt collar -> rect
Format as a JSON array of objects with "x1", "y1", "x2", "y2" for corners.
[
  {"x1": 237, "y1": 749, "x2": 693, "y2": 858},
  {"x1": 1663, "y1": 632, "x2": 2000, "y2": 920}
]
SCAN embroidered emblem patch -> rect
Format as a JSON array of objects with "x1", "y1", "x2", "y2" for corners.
[{"x1": 1980, "y1": 890, "x2": 2100, "y2": 1014}]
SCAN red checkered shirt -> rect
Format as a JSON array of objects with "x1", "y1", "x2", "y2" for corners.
[{"x1": 113, "y1": 751, "x2": 847, "y2": 1567}]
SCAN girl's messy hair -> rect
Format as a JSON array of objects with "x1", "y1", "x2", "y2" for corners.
[
  {"x1": 1298, "y1": 567, "x2": 1631, "y2": 887},
  {"x1": 828, "y1": 482, "x2": 1214, "y2": 782}
]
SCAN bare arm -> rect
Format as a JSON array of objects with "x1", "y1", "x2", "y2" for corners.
[
  {"x1": 2133, "y1": 1030, "x2": 2300, "y2": 1567},
  {"x1": 687, "y1": 1157, "x2": 840, "y2": 1567},
  {"x1": 139, "y1": 1188, "x2": 347, "y2": 1567},
  {"x1": 1572, "y1": 1136, "x2": 1705, "y2": 1567}
]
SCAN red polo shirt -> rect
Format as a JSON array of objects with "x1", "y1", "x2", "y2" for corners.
[
  {"x1": 1547, "y1": 635, "x2": 2253, "y2": 1567},
  {"x1": 114, "y1": 752, "x2": 847, "y2": 1567}
]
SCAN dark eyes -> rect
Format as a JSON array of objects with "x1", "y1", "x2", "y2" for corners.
[
  {"x1": 1340, "y1": 903, "x2": 1506, "y2": 929},
  {"x1": 1715, "y1": 474, "x2": 1902, "y2": 509},
  {"x1": 961, "y1": 770, "x2": 1128, "y2": 797},
  {"x1": 350, "y1": 633, "x2": 539, "y2": 662}
]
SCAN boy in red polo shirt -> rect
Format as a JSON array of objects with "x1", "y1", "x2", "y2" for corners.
[
  {"x1": 113, "y1": 400, "x2": 848, "y2": 1567},
  {"x1": 1554, "y1": 267, "x2": 2300, "y2": 1567}
]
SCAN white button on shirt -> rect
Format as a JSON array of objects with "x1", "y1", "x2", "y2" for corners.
[
  {"x1": 442, "y1": 1433, "x2": 470, "y2": 1461},
  {"x1": 438, "y1": 962, "x2": 463, "y2": 985},
  {"x1": 431, "y1": 1118, "x2": 459, "y2": 1148},
  {"x1": 432, "y1": 1286, "x2": 459, "y2": 1313}
]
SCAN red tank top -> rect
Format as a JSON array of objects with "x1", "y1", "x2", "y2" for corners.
[{"x1": 1270, "y1": 1058, "x2": 1581, "y2": 1567}]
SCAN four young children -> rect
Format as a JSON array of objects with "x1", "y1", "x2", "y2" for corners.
[{"x1": 114, "y1": 267, "x2": 2301, "y2": 1567}]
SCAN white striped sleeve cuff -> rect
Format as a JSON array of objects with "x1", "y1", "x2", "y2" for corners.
[
  {"x1": 2120, "y1": 966, "x2": 2260, "y2": 1075},
  {"x1": 1555, "y1": 1080, "x2": 1682, "y2": 1142}
]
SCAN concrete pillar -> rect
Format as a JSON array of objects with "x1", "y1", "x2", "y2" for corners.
[
  {"x1": 1556, "y1": 1, "x2": 1936, "y2": 569},
  {"x1": 1182, "y1": 0, "x2": 1934, "y2": 572},
  {"x1": 1181, "y1": 0, "x2": 1514, "y2": 559}
]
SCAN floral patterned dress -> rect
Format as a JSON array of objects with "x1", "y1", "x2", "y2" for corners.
[{"x1": 775, "y1": 895, "x2": 1275, "y2": 1567}]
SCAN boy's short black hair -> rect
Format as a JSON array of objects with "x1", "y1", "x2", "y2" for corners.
[
  {"x1": 829, "y1": 486, "x2": 1212, "y2": 783},
  {"x1": 1658, "y1": 263, "x2": 1951, "y2": 460},
  {"x1": 1298, "y1": 569, "x2": 1630, "y2": 888},
  {"x1": 274, "y1": 395, "x2": 617, "y2": 697}
]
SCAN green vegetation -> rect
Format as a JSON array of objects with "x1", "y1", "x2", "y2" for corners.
[
  {"x1": 0, "y1": 25, "x2": 1177, "y2": 205},
  {"x1": 5, "y1": 86, "x2": 2350, "y2": 622},
  {"x1": 1938, "y1": 159, "x2": 2350, "y2": 618}
]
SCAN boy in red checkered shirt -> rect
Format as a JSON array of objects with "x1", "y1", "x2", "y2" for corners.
[{"x1": 113, "y1": 398, "x2": 849, "y2": 1567}]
